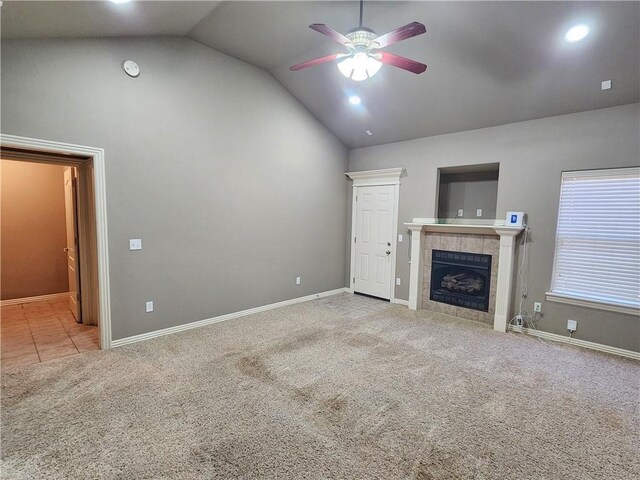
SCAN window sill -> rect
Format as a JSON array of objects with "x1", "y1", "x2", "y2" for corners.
[{"x1": 545, "y1": 292, "x2": 639, "y2": 316}]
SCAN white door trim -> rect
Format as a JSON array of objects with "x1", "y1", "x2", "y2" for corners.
[
  {"x1": 346, "y1": 168, "x2": 404, "y2": 302},
  {"x1": 1, "y1": 133, "x2": 112, "y2": 350}
]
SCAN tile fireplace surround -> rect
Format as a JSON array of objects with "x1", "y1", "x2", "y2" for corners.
[{"x1": 405, "y1": 219, "x2": 524, "y2": 332}]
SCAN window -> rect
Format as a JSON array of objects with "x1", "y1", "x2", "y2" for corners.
[{"x1": 549, "y1": 167, "x2": 640, "y2": 313}]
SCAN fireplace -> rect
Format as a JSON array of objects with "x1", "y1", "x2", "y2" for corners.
[
  {"x1": 406, "y1": 221, "x2": 524, "y2": 331},
  {"x1": 430, "y1": 249, "x2": 492, "y2": 312}
]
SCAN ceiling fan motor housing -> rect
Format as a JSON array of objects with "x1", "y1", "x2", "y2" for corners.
[{"x1": 345, "y1": 28, "x2": 379, "y2": 49}]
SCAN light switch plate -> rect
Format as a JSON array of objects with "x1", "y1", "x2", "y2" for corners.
[
  {"x1": 145, "y1": 301, "x2": 154, "y2": 313},
  {"x1": 396, "y1": 277, "x2": 401, "y2": 286},
  {"x1": 129, "y1": 238, "x2": 142, "y2": 250},
  {"x1": 398, "y1": 234, "x2": 403, "y2": 242},
  {"x1": 296, "y1": 276, "x2": 301, "y2": 285},
  {"x1": 601, "y1": 80, "x2": 612, "y2": 90}
]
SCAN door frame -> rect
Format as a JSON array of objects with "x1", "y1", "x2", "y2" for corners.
[
  {"x1": 1, "y1": 133, "x2": 112, "y2": 350},
  {"x1": 346, "y1": 168, "x2": 404, "y2": 302}
]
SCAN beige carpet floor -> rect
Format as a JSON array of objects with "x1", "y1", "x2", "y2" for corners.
[{"x1": 2, "y1": 297, "x2": 639, "y2": 479}]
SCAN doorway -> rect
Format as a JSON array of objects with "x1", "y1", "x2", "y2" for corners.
[
  {"x1": 347, "y1": 168, "x2": 404, "y2": 302},
  {"x1": 1, "y1": 156, "x2": 98, "y2": 368},
  {"x1": 1, "y1": 133, "x2": 112, "y2": 360}
]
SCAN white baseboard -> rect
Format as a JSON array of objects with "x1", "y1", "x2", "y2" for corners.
[
  {"x1": 111, "y1": 288, "x2": 349, "y2": 348},
  {"x1": 1, "y1": 292, "x2": 71, "y2": 307},
  {"x1": 509, "y1": 325, "x2": 640, "y2": 360},
  {"x1": 391, "y1": 298, "x2": 409, "y2": 306}
]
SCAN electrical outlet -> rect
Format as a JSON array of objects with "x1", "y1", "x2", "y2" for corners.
[
  {"x1": 567, "y1": 319, "x2": 577, "y2": 332},
  {"x1": 457, "y1": 208, "x2": 464, "y2": 217},
  {"x1": 296, "y1": 276, "x2": 301, "y2": 285},
  {"x1": 396, "y1": 277, "x2": 401, "y2": 286},
  {"x1": 533, "y1": 302, "x2": 542, "y2": 313},
  {"x1": 145, "y1": 301, "x2": 154, "y2": 313},
  {"x1": 515, "y1": 315, "x2": 523, "y2": 326},
  {"x1": 476, "y1": 208, "x2": 482, "y2": 217}
]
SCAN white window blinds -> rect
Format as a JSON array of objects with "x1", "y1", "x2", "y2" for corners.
[{"x1": 550, "y1": 167, "x2": 640, "y2": 310}]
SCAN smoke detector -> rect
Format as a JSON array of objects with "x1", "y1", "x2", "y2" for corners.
[{"x1": 123, "y1": 60, "x2": 140, "y2": 78}]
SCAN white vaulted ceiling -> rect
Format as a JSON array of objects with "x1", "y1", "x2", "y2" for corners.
[{"x1": 3, "y1": 1, "x2": 639, "y2": 148}]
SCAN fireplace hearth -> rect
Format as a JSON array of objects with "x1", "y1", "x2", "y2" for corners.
[{"x1": 430, "y1": 249, "x2": 492, "y2": 312}]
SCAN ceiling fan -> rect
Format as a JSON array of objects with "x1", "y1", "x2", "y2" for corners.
[{"x1": 290, "y1": 0, "x2": 427, "y2": 81}]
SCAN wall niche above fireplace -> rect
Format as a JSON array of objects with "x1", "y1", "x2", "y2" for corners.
[{"x1": 437, "y1": 163, "x2": 499, "y2": 222}]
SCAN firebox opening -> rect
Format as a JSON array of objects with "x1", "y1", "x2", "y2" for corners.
[{"x1": 430, "y1": 249, "x2": 492, "y2": 312}]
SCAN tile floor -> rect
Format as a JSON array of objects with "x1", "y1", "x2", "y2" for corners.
[
  {"x1": 1, "y1": 299, "x2": 99, "y2": 370},
  {"x1": 316, "y1": 292, "x2": 390, "y2": 318}
]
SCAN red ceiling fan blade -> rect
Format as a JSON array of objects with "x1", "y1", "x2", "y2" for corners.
[
  {"x1": 374, "y1": 22, "x2": 426, "y2": 49},
  {"x1": 378, "y1": 52, "x2": 427, "y2": 74},
  {"x1": 309, "y1": 24, "x2": 351, "y2": 46},
  {"x1": 290, "y1": 53, "x2": 345, "y2": 71}
]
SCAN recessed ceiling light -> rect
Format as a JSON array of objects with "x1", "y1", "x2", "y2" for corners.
[
  {"x1": 110, "y1": 0, "x2": 132, "y2": 4},
  {"x1": 348, "y1": 95, "x2": 362, "y2": 105},
  {"x1": 565, "y1": 25, "x2": 589, "y2": 43}
]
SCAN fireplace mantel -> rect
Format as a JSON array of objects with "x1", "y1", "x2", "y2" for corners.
[
  {"x1": 405, "y1": 218, "x2": 524, "y2": 332},
  {"x1": 405, "y1": 218, "x2": 524, "y2": 236}
]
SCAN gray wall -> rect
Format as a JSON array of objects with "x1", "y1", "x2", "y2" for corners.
[
  {"x1": 437, "y1": 171, "x2": 499, "y2": 220},
  {"x1": 349, "y1": 104, "x2": 640, "y2": 352},
  {"x1": 1, "y1": 37, "x2": 348, "y2": 340}
]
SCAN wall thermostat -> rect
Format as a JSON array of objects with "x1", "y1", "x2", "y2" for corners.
[
  {"x1": 123, "y1": 60, "x2": 140, "y2": 78},
  {"x1": 506, "y1": 211, "x2": 527, "y2": 227}
]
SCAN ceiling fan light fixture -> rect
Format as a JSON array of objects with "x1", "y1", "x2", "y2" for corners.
[{"x1": 337, "y1": 52, "x2": 382, "y2": 81}]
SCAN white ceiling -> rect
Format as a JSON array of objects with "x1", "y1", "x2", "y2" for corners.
[{"x1": 2, "y1": 1, "x2": 639, "y2": 148}]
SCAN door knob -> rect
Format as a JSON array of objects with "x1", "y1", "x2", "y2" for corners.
[
  {"x1": 63, "y1": 247, "x2": 70, "y2": 252},
  {"x1": 386, "y1": 250, "x2": 391, "y2": 255},
  {"x1": 387, "y1": 242, "x2": 391, "y2": 246}
]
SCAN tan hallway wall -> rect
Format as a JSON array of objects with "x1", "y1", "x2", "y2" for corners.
[{"x1": 1, "y1": 160, "x2": 69, "y2": 300}]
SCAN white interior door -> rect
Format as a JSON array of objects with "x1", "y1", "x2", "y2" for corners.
[
  {"x1": 63, "y1": 167, "x2": 81, "y2": 322},
  {"x1": 354, "y1": 185, "x2": 395, "y2": 299}
]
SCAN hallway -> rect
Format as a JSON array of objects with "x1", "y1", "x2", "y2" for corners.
[{"x1": 1, "y1": 298, "x2": 98, "y2": 370}]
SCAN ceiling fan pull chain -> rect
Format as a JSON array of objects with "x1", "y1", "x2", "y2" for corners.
[{"x1": 359, "y1": 0, "x2": 364, "y2": 28}]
